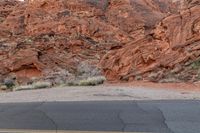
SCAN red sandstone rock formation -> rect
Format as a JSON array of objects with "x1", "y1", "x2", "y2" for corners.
[
  {"x1": 0, "y1": 0, "x2": 199, "y2": 84},
  {"x1": 100, "y1": 0, "x2": 200, "y2": 82}
]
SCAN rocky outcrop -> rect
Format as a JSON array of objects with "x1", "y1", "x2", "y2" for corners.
[
  {"x1": 100, "y1": 0, "x2": 200, "y2": 82},
  {"x1": 0, "y1": 0, "x2": 199, "y2": 84},
  {"x1": 0, "y1": 0, "x2": 19, "y2": 22}
]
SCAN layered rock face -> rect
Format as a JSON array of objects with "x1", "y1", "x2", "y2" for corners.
[
  {"x1": 0, "y1": 0, "x2": 199, "y2": 84},
  {"x1": 101, "y1": 0, "x2": 200, "y2": 82}
]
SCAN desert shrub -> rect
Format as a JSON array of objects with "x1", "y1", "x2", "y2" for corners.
[
  {"x1": 32, "y1": 81, "x2": 52, "y2": 89},
  {"x1": 3, "y1": 78, "x2": 15, "y2": 90},
  {"x1": 66, "y1": 80, "x2": 79, "y2": 86},
  {"x1": 14, "y1": 81, "x2": 52, "y2": 91},
  {"x1": 65, "y1": 76, "x2": 106, "y2": 86},
  {"x1": 14, "y1": 85, "x2": 34, "y2": 91},
  {"x1": 77, "y1": 62, "x2": 101, "y2": 78},
  {"x1": 0, "y1": 85, "x2": 8, "y2": 91},
  {"x1": 190, "y1": 59, "x2": 200, "y2": 69},
  {"x1": 79, "y1": 76, "x2": 106, "y2": 86},
  {"x1": 24, "y1": 38, "x2": 33, "y2": 44}
]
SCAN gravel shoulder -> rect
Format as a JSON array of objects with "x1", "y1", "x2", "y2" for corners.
[{"x1": 0, "y1": 85, "x2": 200, "y2": 103}]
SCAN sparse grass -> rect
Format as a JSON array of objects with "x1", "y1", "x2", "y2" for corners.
[
  {"x1": 66, "y1": 80, "x2": 79, "y2": 86},
  {"x1": 79, "y1": 76, "x2": 106, "y2": 86},
  {"x1": 14, "y1": 81, "x2": 52, "y2": 91},
  {"x1": 14, "y1": 85, "x2": 34, "y2": 91},
  {"x1": 33, "y1": 81, "x2": 52, "y2": 89},
  {"x1": 66, "y1": 76, "x2": 106, "y2": 86},
  {"x1": 0, "y1": 85, "x2": 8, "y2": 91},
  {"x1": 10, "y1": 76, "x2": 106, "y2": 91}
]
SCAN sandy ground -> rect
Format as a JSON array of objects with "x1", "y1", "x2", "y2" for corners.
[
  {"x1": 105, "y1": 81, "x2": 200, "y2": 91},
  {"x1": 0, "y1": 83, "x2": 200, "y2": 103}
]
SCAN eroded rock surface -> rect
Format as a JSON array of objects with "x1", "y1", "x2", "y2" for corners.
[
  {"x1": 0, "y1": 0, "x2": 199, "y2": 84},
  {"x1": 100, "y1": 0, "x2": 200, "y2": 82}
]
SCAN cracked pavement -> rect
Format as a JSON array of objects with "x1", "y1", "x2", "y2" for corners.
[
  {"x1": 0, "y1": 86, "x2": 200, "y2": 133},
  {"x1": 0, "y1": 100, "x2": 199, "y2": 133}
]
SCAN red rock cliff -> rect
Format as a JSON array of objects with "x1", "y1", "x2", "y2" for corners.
[{"x1": 0, "y1": 0, "x2": 199, "y2": 84}]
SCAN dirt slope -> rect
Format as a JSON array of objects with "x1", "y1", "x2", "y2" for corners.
[{"x1": 0, "y1": 0, "x2": 199, "y2": 84}]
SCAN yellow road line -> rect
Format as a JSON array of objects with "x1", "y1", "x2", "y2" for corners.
[{"x1": 0, "y1": 129, "x2": 148, "y2": 133}]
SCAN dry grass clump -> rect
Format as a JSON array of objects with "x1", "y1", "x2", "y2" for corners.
[
  {"x1": 79, "y1": 76, "x2": 106, "y2": 86},
  {"x1": 33, "y1": 81, "x2": 52, "y2": 89},
  {"x1": 14, "y1": 81, "x2": 52, "y2": 91},
  {"x1": 0, "y1": 85, "x2": 8, "y2": 91},
  {"x1": 10, "y1": 76, "x2": 106, "y2": 91},
  {"x1": 66, "y1": 76, "x2": 106, "y2": 86}
]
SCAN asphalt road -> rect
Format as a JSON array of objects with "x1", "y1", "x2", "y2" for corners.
[{"x1": 0, "y1": 100, "x2": 200, "y2": 133}]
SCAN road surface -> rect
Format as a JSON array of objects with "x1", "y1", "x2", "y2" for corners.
[{"x1": 0, "y1": 86, "x2": 199, "y2": 133}]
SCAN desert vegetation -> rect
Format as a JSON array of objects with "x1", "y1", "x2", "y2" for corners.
[{"x1": 0, "y1": 0, "x2": 200, "y2": 91}]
